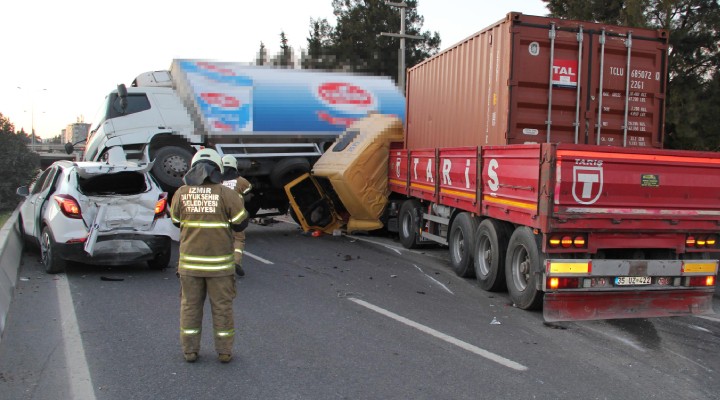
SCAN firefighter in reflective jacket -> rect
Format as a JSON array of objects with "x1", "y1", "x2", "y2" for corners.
[
  {"x1": 221, "y1": 155, "x2": 253, "y2": 277},
  {"x1": 170, "y1": 148, "x2": 248, "y2": 363}
]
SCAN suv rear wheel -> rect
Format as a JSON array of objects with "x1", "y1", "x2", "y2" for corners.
[{"x1": 41, "y1": 226, "x2": 66, "y2": 274}]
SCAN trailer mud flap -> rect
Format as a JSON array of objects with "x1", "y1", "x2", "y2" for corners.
[{"x1": 543, "y1": 289, "x2": 715, "y2": 322}]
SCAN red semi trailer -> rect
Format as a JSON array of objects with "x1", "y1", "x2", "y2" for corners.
[
  {"x1": 387, "y1": 13, "x2": 718, "y2": 321},
  {"x1": 289, "y1": 13, "x2": 719, "y2": 321}
]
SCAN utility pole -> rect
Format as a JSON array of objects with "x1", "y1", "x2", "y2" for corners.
[{"x1": 380, "y1": 1, "x2": 424, "y2": 93}]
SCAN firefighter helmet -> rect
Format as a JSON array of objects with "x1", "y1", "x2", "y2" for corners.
[
  {"x1": 191, "y1": 148, "x2": 224, "y2": 173},
  {"x1": 221, "y1": 155, "x2": 238, "y2": 171}
]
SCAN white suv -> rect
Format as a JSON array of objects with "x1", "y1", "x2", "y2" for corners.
[{"x1": 16, "y1": 148, "x2": 177, "y2": 273}]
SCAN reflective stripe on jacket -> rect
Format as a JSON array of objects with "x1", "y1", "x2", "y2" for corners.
[{"x1": 170, "y1": 182, "x2": 247, "y2": 277}]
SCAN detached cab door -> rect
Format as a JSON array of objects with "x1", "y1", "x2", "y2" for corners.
[{"x1": 284, "y1": 173, "x2": 343, "y2": 234}]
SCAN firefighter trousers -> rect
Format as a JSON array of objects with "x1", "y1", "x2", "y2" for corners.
[
  {"x1": 179, "y1": 275, "x2": 236, "y2": 355},
  {"x1": 234, "y1": 231, "x2": 246, "y2": 266}
]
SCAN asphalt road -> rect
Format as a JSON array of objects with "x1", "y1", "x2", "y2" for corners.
[{"x1": 1, "y1": 216, "x2": 719, "y2": 400}]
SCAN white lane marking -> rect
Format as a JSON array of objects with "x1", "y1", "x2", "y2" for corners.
[
  {"x1": 687, "y1": 324, "x2": 711, "y2": 333},
  {"x1": 245, "y1": 251, "x2": 274, "y2": 264},
  {"x1": 424, "y1": 275, "x2": 454, "y2": 295},
  {"x1": 695, "y1": 314, "x2": 720, "y2": 323},
  {"x1": 348, "y1": 298, "x2": 528, "y2": 371},
  {"x1": 414, "y1": 264, "x2": 454, "y2": 295},
  {"x1": 56, "y1": 275, "x2": 96, "y2": 400},
  {"x1": 346, "y1": 235, "x2": 447, "y2": 261},
  {"x1": 386, "y1": 246, "x2": 402, "y2": 255}
]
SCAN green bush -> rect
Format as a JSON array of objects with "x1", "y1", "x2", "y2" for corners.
[{"x1": 0, "y1": 113, "x2": 40, "y2": 211}]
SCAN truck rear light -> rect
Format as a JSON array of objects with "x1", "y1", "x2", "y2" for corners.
[
  {"x1": 547, "y1": 277, "x2": 580, "y2": 290},
  {"x1": 154, "y1": 192, "x2": 168, "y2": 220},
  {"x1": 54, "y1": 195, "x2": 82, "y2": 219},
  {"x1": 685, "y1": 234, "x2": 717, "y2": 248},
  {"x1": 66, "y1": 237, "x2": 87, "y2": 244},
  {"x1": 687, "y1": 276, "x2": 715, "y2": 287},
  {"x1": 548, "y1": 234, "x2": 586, "y2": 249}
]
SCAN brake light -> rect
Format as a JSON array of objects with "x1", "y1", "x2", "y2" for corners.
[
  {"x1": 154, "y1": 192, "x2": 168, "y2": 220},
  {"x1": 686, "y1": 236, "x2": 696, "y2": 247},
  {"x1": 54, "y1": 195, "x2": 82, "y2": 219},
  {"x1": 547, "y1": 277, "x2": 580, "y2": 290},
  {"x1": 687, "y1": 276, "x2": 715, "y2": 287}
]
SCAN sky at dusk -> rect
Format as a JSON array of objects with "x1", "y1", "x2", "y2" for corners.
[{"x1": 0, "y1": 0, "x2": 548, "y2": 139}]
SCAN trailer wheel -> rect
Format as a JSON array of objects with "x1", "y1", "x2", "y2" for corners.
[
  {"x1": 505, "y1": 227, "x2": 543, "y2": 310},
  {"x1": 449, "y1": 213, "x2": 478, "y2": 278},
  {"x1": 473, "y1": 219, "x2": 509, "y2": 291},
  {"x1": 399, "y1": 200, "x2": 422, "y2": 249},
  {"x1": 151, "y1": 146, "x2": 193, "y2": 191}
]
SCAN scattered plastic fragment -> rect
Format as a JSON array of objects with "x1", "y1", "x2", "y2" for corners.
[
  {"x1": 19, "y1": 277, "x2": 29, "y2": 281},
  {"x1": 100, "y1": 276, "x2": 124, "y2": 282},
  {"x1": 490, "y1": 317, "x2": 501, "y2": 325}
]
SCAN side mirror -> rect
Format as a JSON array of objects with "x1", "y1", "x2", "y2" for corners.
[
  {"x1": 64, "y1": 142, "x2": 74, "y2": 154},
  {"x1": 16, "y1": 186, "x2": 29, "y2": 197},
  {"x1": 117, "y1": 84, "x2": 128, "y2": 113}
]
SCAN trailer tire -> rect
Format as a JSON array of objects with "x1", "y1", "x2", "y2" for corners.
[
  {"x1": 449, "y1": 213, "x2": 478, "y2": 278},
  {"x1": 473, "y1": 219, "x2": 509, "y2": 291},
  {"x1": 505, "y1": 227, "x2": 543, "y2": 310},
  {"x1": 270, "y1": 158, "x2": 311, "y2": 188},
  {"x1": 151, "y1": 146, "x2": 193, "y2": 191},
  {"x1": 398, "y1": 200, "x2": 422, "y2": 249}
]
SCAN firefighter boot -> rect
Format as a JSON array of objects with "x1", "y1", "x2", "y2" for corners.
[
  {"x1": 218, "y1": 353, "x2": 232, "y2": 363},
  {"x1": 184, "y1": 352, "x2": 198, "y2": 363},
  {"x1": 235, "y1": 264, "x2": 245, "y2": 277}
]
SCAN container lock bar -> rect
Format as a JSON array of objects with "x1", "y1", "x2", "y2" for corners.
[
  {"x1": 596, "y1": 29, "x2": 606, "y2": 145},
  {"x1": 573, "y1": 26, "x2": 584, "y2": 144},
  {"x1": 622, "y1": 32, "x2": 633, "y2": 147},
  {"x1": 546, "y1": 23, "x2": 557, "y2": 143}
]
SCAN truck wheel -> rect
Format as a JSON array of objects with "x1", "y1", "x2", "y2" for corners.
[
  {"x1": 151, "y1": 146, "x2": 193, "y2": 191},
  {"x1": 449, "y1": 213, "x2": 478, "y2": 278},
  {"x1": 40, "y1": 226, "x2": 66, "y2": 274},
  {"x1": 473, "y1": 219, "x2": 509, "y2": 291},
  {"x1": 270, "y1": 158, "x2": 311, "y2": 188},
  {"x1": 505, "y1": 227, "x2": 543, "y2": 310},
  {"x1": 399, "y1": 200, "x2": 422, "y2": 249}
]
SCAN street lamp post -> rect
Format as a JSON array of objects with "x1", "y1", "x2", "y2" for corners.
[{"x1": 17, "y1": 86, "x2": 47, "y2": 152}]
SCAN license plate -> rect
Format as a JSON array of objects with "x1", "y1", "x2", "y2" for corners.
[{"x1": 615, "y1": 276, "x2": 652, "y2": 286}]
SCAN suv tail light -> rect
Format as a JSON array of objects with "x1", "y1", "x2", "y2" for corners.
[
  {"x1": 54, "y1": 194, "x2": 82, "y2": 219},
  {"x1": 154, "y1": 192, "x2": 168, "y2": 220}
]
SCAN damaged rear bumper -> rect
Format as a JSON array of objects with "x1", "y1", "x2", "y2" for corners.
[{"x1": 57, "y1": 234, "x2": 171, "y2": 266}]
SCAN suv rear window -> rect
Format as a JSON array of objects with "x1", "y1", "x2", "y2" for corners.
[{"x1": 78, "y1": 171, "x2": 149, "y2": 195}]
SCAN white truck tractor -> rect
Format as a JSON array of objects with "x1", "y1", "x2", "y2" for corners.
[{"x1": 71, "y1": 59, "x2": 405, "y2": 216}]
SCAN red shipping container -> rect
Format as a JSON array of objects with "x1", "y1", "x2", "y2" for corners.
[{"x1": 405, "y1": 12, "x2": 668, "y2": 150}]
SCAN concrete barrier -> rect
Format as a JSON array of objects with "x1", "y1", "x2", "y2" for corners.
[{"x1": 0, "y1": 209, "x2": 22, "y2": 342}]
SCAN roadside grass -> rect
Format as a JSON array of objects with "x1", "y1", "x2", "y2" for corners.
[{"x1": 0, "y1": 211, "x2": 11, "y2": 229}]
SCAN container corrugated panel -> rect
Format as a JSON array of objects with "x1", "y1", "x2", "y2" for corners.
[{"x1": 406, "y1": 13, "x2": 668, "y2": 150}]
